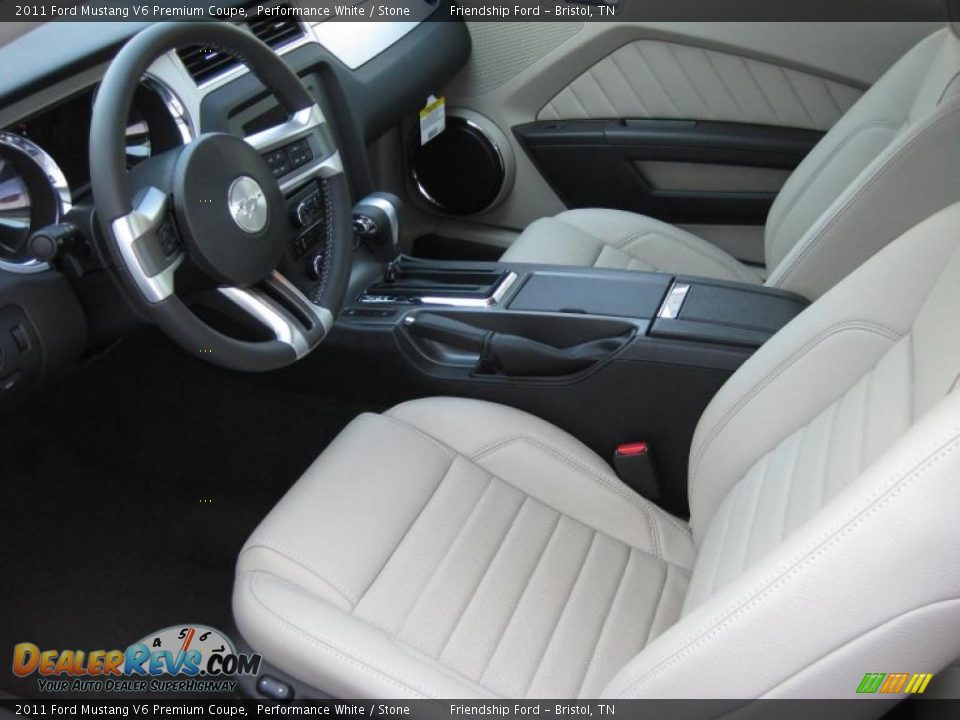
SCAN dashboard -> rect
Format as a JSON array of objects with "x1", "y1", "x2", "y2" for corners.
[{"x1": 0, "y1": 2, "x2": 470, "y2": 403}]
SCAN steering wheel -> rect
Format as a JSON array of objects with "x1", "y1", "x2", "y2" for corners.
[{"x1": 90, "y1": 22, "x2": 352, "y2": 372}]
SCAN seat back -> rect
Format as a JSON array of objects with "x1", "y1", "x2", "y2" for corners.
[
  {"x1": 763, "y1": 24, "x2": 960, "y2": 299},
  {"x1": 604, "y1": 202, "x2": 960, "y2": 698}
]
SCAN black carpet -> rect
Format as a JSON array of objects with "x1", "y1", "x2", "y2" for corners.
[{"x1": 0, "y1": 332, "x2": 381, "y2": 698}]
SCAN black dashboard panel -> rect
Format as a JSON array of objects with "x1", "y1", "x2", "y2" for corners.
[
  {"x1": 200, "y1": 12, "x2": 471, "y2": 196},
  {"x1": 0, "y1": 270, "x2": 88, "y2": 403}
]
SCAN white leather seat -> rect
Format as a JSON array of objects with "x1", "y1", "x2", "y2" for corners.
[
  {"x1": 235, "y1": 202, "x2": 960, "y2": 699},
  {"x1": 502, "y1": 23, "x2": 960, "y2": 299}
]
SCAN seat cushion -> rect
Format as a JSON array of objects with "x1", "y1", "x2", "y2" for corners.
[
  {"x1": 234, "y1": 397, "x2": 694, "y2": 699},
  {"x1": 500, "y1": 208, "x2": 763, "y2": 285}
]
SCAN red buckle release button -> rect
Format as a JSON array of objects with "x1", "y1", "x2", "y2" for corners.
[{"x1": 616, "y1": 442, "x2": 648, "y2": 457}]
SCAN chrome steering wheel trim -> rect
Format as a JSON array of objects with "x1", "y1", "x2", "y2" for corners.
[
  {"x1": 111, "y1": 186, "x2": 183, "y2": 304},
  {"x1": 91, "y1": 22, "x2": 353, "y2": 372}
]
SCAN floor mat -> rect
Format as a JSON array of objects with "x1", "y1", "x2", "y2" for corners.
[{"x1": 0, "y1": 332, "x2": 381, "y2": 697}]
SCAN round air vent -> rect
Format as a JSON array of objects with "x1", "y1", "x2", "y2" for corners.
[{"x1": 410, "y1": 110, "x2": 514, "y2": 216}]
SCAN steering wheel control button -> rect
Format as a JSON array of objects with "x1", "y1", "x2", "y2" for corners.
[
  {"x1": 228, "y1": 176, "x2": 269, "y2": 234},
  {"x1": 286, "y1": 139, "x2": 314, "y2": 169},
  {"x1": 157, "y1": 219, "x2": 180, "y2": 257},
  {"x1": 265, "y1": 149, "x2": 291, "y2": 178},
  {"x1": 262, "y1": 138, "x2": 315, "y2": 179}
]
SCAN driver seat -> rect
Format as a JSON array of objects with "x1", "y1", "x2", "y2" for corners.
[{"x1": 233, "y1": 203, "x2": 960, "y2": 699}]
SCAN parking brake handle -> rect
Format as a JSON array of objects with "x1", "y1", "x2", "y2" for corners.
[{"x1": 404, "y1": 313, "x2": 629, "y2": 377}]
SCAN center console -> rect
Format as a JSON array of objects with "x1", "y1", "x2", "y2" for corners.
[{"x1": 326, "y1": 240, "x2": 807, "y2": 517}]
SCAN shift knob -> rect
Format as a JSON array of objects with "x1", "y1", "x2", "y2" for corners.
[{"x1": 353, "y1": 193, "x2": 401, "y2": 263}]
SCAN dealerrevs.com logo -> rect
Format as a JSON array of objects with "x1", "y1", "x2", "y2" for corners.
[{"x1": 12, "y1": 625, "x2": 261, "y2": 693}]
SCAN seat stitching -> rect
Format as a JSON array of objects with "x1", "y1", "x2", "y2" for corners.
[
  {"x1": 475, "y1": 431, "x2": 693, "y2": 543},
  {"x1": 640, "y1": 563, "x2": 671, "y2": 651},
  {"x1": 777, "y1": 429, "x2": 805, "y2": 543},
  {"x1": 698, "y1": 488, "x2": 739, "y2": 604},
  {"x1": 770, "y1": 101, "x2": 960, "y2": 289},
  {"x1": 764, "y1": 119, "x2": 900, "y2": 250},
  {"x1": 247, "y1": 572, "x2": 440, "y2": 698},
  {"x1": 818, "y1": 401, "x2": 841, "y2": 509},
  {"x1": 576, "y1": 546, "x2": 632, "y2": 698},
  {"x1": 524, "y1": 530, "x2": 599, "y2": 697},
  {"x1": 857, "y1": 369, "x2": 873, "y2": 475},
  {"x1": 478, "y1": 511, "x2": 563, "y2": 684},
  {"x1": 397, "y1": 472, "x2": 496, "y2": 639},
  {"x1": 470, "y1": 435, "x2": 663, "y2": 558},
  {"x1": 618, "y1": 229, "x2": 755, "y2": 282},
  {"x1": 241, "y1": 541, "x2": 359, "y2": 607},
  {"x1": 435, "y1": 494, "x2": 529, "y2": 660},
  {"x1": 756, "y1": 597, "x2": 960, "y2": 698},
  {"x1": 689, "y1": 320, "x2": 902, "y2": 498},
  {"x1": 378, "y1": 412, "x2": 457, "y2": 459},
  {"x1": 614, "y1": 428, "x2": 960, "y2": 697},
  {"x1": 354, "y1": 454, "x2": 457, "y2": 608},
  {"x1": 735, "y1": 456, "x2": 770, "y2": 576}
]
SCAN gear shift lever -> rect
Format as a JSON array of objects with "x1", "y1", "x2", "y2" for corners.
[{"x1": 353, "y1": 193, "x2": 401, "y2": 269}]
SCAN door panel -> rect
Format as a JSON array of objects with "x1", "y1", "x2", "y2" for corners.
[
  {"x1": 514, "y1": 118, "x2": 823, "y2": 226},
  {"x1": 537, "y1": 39, "x2": 864, "y2": 130},
  {"x1": 399, "y1": 21, "x2": 943, "y2": 262}
]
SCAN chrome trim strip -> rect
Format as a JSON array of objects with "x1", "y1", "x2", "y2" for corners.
[
  {"x1": 0, "y1": 130, "x2": 73, "y2": 274},
  {"x1": 359, "y1": 195, "x2": 399, "y2": 249},
  {"x1": 657, "y1": 282, "x2": 691, "y2": 320},
  {"x1": 218, "y1": 271, "x2": 333, "y2": 358},
  {"x1": 141, "y1": 74, "x2": 196, "y2": 143},
  {"x1": 111, "y1": 187, "x2": 183, "y2": 304},
  {"x1": 244, "y1": 104, "x2": 326, "y2": 153},
  {"x1": 411, "y1": 115, "x2": 506, "y2": 215},
  {"x1": 218, "y1": 283, "x2": 311, "y2": 357},
  {"x1": 405, "y1": 271, "x2": 519, "y2": 308},
  {"x1": 360, "y1": 272, "x2": 518, "y2": 308}
]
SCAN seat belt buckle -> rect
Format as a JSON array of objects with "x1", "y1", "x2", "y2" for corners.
[{"x1": 613, "y1": 442, "x2": 661, "y2": 500}]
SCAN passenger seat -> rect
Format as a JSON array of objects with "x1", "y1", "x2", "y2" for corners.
[{"x1": 503, "y1": 18, "x2": 960, "y2": 299}]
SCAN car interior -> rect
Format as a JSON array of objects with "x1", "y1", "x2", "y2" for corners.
[{"x1": 1, "y1": 0, "x2": 959, "y2": 707}]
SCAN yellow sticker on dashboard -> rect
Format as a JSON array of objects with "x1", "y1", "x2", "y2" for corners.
[{"x1": 419, "y1": 96, "x2": 446, "y2": 146}]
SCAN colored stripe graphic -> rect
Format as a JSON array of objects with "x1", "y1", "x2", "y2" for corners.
[
  {"x1": 857, "y1": 673, "x2": 885, "y2": 693},
  {"x1": 857, "y1": 672, "x2": 933, "y2": 694},
  {"x1": 880, "y1": 673, "x2": 909, "y2": 693},
  {"x1": 904, "y1": 673, "x2": 933, "y2": 694}
]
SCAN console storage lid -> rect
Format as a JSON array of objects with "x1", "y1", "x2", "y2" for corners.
[{"x1": 650, "y1": 277, "x2": 808, "y2": 348}]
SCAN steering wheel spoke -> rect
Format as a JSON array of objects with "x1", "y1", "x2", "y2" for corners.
[
  {"x1": 111, "y1": 186, "x2": 185, "y2": 304},
  {"x1": 243, "y1": 104, "x2": 344, "y2": 192},
  {"x1": 218, "y1": 272, "x2": 333, "y2": 359},
  {"x1": 93, "y1": 23, "x2": 352, "y2": 371}
]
